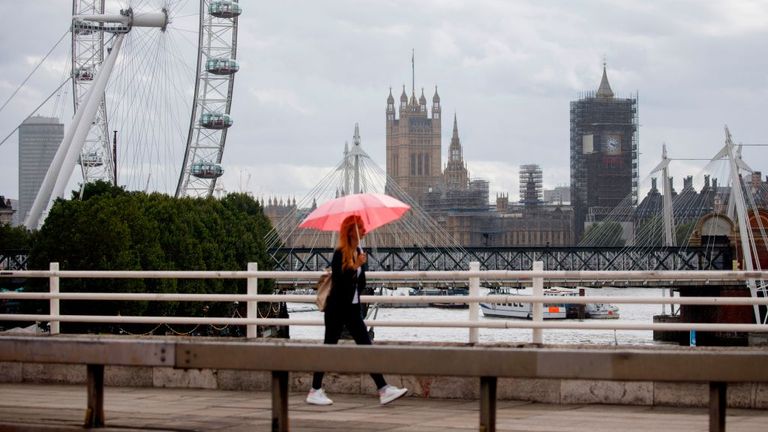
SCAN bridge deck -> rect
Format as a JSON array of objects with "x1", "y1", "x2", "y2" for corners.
[{"x1": 1, "y1": 383, "x2": 767, "y2": 432}]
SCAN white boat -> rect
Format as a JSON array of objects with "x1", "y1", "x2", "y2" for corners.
[
  {"x1": 377, "y1": 287, "x2": 427, "y2": 308},
  {"x1": 585, "y1": 302, "x2": 620, "y2": 319},
  {"x1": 480, "y1": 288, "x2": 567, "y2": 319},
  {"x1": 480, "y1": 287, "x2": 620, "y2": 320}
]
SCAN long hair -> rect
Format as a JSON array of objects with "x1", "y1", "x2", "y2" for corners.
[{"x1": 338, "y1": 215, "x2": 364, "y2": 271}]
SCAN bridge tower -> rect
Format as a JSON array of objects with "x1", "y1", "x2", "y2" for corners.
[
  {"x1": 342, "y1": 123, "x2": 366, "y2": 195},
  {"x1": 649, "y1": 144, "x2": 676, "y2": 246},
  {"x1": 715, "y1": 126, "x2": 764, "y2": 324}
]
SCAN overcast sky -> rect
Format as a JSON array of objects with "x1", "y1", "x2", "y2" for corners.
[{"x1": 1, "y1": 0, "x2": 767, "y2": 204}]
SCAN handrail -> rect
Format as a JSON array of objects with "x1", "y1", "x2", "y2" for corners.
[
  {"x1": 2, "y1": 292, "x2": 768, "y2": 305},
  {"x1": 1, "y1": 262, "x2": 767, "y2": 342},
  {"x1": 4, "y1": 269, "x2": 768, "y2": 280}
]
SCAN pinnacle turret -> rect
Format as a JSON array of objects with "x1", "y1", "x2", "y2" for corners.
[{"x1": 448, "y1": 113, "x2": 463, "y2": 162}]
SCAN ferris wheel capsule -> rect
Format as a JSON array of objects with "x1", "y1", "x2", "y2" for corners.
[
  {"x1": 209, "y1": 1, "x2": 242, "y2": 18},
  {"x1": 79, "y1": 152, "x2": 103, "y2": 167},
  {"x1": 75, "y1": 67, "x2": 94, "y2": 81},
  {"x1": 191, "y1": 162, "x2": 224, "y2": 179},
  {"x1": 205, "y1": 58, "x2": 239, "y2": 75},
  {"x1": 200, "y1": 112, "x2": 233, "y2": 129}
]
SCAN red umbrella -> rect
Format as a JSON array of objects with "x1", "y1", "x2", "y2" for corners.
[{"x1": 299, "y1": 193, "x2": 411, "y2": 232}]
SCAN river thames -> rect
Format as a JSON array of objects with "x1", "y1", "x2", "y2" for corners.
[{"x1": 288, "y1": 287, "x2": 669, "y2": 345}]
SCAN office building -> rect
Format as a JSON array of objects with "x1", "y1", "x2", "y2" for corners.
[{"x1": 18, "y1": 116, "x2": 64, "y2": 225}]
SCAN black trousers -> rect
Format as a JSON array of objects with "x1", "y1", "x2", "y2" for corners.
[{"x1": 312, "y1": 303, "x2": 387, "y2": 390}]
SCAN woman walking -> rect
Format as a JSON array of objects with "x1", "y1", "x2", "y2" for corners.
[{"x1": 306, "y1": 214, "x2": 408, "y2": 406}]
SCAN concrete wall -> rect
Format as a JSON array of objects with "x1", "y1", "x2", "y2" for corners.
[{"x1": 2, "y1": 362, "x2": 766, "y2": 409}]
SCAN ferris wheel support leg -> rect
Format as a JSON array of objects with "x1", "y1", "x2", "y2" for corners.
[{"x1": 24, "y1": 34, "x2": 125, "y2": 229}]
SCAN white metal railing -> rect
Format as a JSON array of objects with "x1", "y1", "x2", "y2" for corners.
[{"x1": 1, "y1": 261, "x2": 768, "y2": 342}]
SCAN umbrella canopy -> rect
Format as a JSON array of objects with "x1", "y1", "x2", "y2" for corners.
[{"x1": 299, "y1": 193, "x2": 411, "y2": 232}]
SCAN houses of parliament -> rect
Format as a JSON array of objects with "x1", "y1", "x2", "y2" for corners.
[
  {"x1": 381, "y1": 82, "x2": 573, "y2": 247},
  {"x1": 262, "y1": 64, "x2": 646, "y2": 247}
]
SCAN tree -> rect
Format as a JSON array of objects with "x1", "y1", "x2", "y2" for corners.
[
  {"x1": 0, "y1": 224, "x2": 34, "y2": 250},
  {"x1": 676, "y1": 221, "x2": 697, "y2": 246},
  {"x1": 28, "y1": 189, "x2": 276, "y2": 333}
]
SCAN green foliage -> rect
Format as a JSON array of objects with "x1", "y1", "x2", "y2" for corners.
[
  {"x1": 28, "y1": 190, "x2": 275, "y2": 333},
  {"x1": 676, "y1": 221, "x2": 697, "y2": 245},
  {"x1": 635, "y1": 217, "x2": 696, "y2": 247},
  {"x1": 72, "y1": 180, "x2": 128, "y2": 201},
  {"x1": 0, "y1": 224, "x2": 34, "y2": 250}
]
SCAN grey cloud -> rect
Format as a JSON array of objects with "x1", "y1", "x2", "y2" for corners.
[{"x1": 1, "y1": 0, "x2": 767, "y2": 202}]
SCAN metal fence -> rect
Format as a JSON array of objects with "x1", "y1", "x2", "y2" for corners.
[{"x1": 2, "y1": 261, "x2": 768, "y2": 344}]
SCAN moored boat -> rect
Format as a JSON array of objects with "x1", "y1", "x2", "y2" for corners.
[
  {"x1": 480, "y1": 287, "x2": 620, "y2": 320},
  {"x1": 480, "y1": 287, "x2": 567, "y2": 319},
  {"x1": 585, "y1": 302, "x2": 620, "y2": 319},
  {"x1": 377, "y1": 287, "x2": 426, "y2": 308},
  {"x1": 424, "y1": 287, "x2": 469, "y2": 309}
]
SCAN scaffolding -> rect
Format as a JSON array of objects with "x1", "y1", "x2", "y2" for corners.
[
  {"x1": 570, "y1": 89, "x2": 639, "y2": 240},
  {"x1": 519, "y1": 164, "x2": 543, "y2": 206}
]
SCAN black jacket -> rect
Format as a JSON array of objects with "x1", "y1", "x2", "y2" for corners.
[{"x1": 325, "y1": 248, "x2": 367, "y2": 312}]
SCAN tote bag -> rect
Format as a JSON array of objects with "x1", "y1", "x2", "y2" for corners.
[{"x1": 315, "y1": 267, "x2": 332, "y2": 311}]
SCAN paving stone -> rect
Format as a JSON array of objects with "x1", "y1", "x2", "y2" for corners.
[{"x1": 1, "y1": 383, "x2": 768, "y2": 431}]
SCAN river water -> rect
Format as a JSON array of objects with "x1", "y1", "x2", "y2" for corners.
[{"x1": 288, "y1": 287, "x2": 669, "y2": 345}]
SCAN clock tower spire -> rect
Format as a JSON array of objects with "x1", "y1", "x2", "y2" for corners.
[{"x1": 596, "y1": 61, "x2": 614, "y2": 99}]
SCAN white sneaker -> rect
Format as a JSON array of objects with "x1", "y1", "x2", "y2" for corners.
[
  {"x1": 306, "y1": 388, "x2": 333, "y2": 405},
  {"x1": 379, "y1": 385, "x2": 408, "y2": 405}
]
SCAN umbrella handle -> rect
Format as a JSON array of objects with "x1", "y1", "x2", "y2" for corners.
[{"x1": 355, "y1": 223, "x2": 365, "y2": 248}]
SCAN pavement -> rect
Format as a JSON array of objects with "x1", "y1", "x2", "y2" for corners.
[{"x1": 1, "y1": 383, "x2": 767, "y2": 431}]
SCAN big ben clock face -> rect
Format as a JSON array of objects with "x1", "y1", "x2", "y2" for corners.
[{"x1": 604, "y1": 134, "x2": 622, "y2": 155}]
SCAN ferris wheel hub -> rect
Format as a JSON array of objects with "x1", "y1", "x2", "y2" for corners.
[{"x1": 73, "y1": 8, "x2": 169, "y2": 33}]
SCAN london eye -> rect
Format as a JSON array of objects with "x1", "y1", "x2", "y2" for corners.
[{"x1": 26, "y1": 0, "x2": 241, "y2": 227}]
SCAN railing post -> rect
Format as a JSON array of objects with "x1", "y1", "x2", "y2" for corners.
[
  {"x1": 247, "y1": 262, "x2": 258, "y2": 338},
  {"x1": 49, "y1": 262, "x2": 59, "y2": 335},
  {"x1": 709, "y1": 381, "x2": 727, "y2": 432},
  {"x1": 479, "y1": 376, "x2": 497, "y2": 432},
  {"x1": 272, "y1": 371, "x2": 289, "y2": 432},
  {"x1": 532, "y1": 261, "x2": 543, "y2": 344},
  {"x1": 469, "y1": 261, "x2": 480, "y2": 344},
  {"x1": 85, "y1": 364, "x2": 105, "y2": 427}
]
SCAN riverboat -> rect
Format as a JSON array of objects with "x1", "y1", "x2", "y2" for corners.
[
  {"x1": 480, "y1": 287, "x2": 567, "y2": 319},
  {"x1": 423, "y1": 287, "x2": 469, "y2": 309},
  {"x1": 480, "y1": 287, "x2": 619, "y2": 319}
]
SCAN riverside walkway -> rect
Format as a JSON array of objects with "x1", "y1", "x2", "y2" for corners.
[{"x1": 2, "y1": 383, "x2": 768, "y2": 431}]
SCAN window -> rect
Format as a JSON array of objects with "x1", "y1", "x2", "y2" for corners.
[{"x1": 417, "y1": 153, "x2": 423, "y2": 176}]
